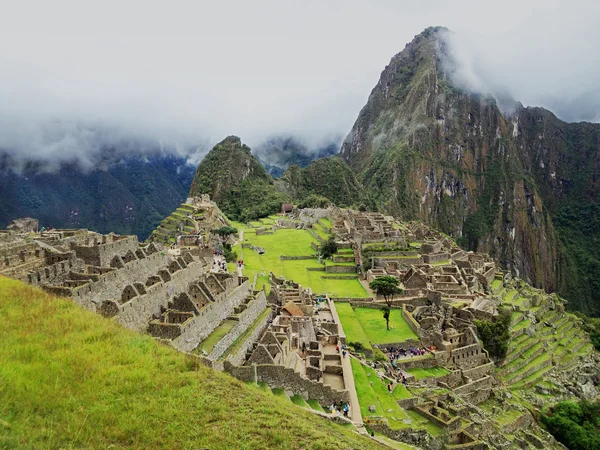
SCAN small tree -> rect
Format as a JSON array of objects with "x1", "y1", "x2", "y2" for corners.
[
  {"x1": 320, "y1": 236, "x2": 338, "y2": 259},
  {"x1": 369, "y1": 276, "x2": 403, "y2": 330},
  {"x1": 214, "y1": 226, "x2": 238, "y2": 238}
]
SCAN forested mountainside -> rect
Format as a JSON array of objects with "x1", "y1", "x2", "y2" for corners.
[
  {"x1": 339, "y1": 26, "x2": 600, "y2": 315},
  {"x1": 0, "y1": 154, "x2": 195, "y2": 240},
  {"x1": 188, "y1": 136, "x2": 369, "y2": 222}
]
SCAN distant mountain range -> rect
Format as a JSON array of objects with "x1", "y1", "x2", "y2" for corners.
[{"x1": 0, "y1": 153, "x2": 196, "y2": 240}]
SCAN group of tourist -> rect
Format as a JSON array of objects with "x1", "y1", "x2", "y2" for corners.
[
  {"x1": 386, "y1": 346, "x2": 430, "y2": 361},
  {"x1": 212, "y1": 259, "x2": 227, "y2": 272},
  {"x1": 329, "y1": 400, "x2": 350, "y2": 418},
  {"x1": 335, "y1": 344, "x2": 348, "y2": 357}
]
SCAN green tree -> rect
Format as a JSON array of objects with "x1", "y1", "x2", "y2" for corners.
[
  {"x1": 369, "y1": 276, "x2": 403, "y2": 330},
  {"x1": 541, "y1": 400, "x2": 600, "y2": 450},
  {"x1": 214, "y1": 226, "x2": 238, "y2": 237},
  {"x1": 474, "y1": 309, "x2": 511, "y2": 360},
  {"x1": 320, "y1": 236, "x2": 338, "y2": 259}
]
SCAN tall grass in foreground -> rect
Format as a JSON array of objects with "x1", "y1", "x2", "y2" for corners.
[{"x1": 0, "y1": 277, "x2": 383, "y2": 449}]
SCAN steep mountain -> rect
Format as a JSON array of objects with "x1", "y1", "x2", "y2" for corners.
[
  {"x1": 0, "y1": 154, "x2": 195, "y2": 240},
  {"x1": 340, "y1": 26, "x2": 600, "y2": 315},
  {"x1": 275, "y1": 156, "x2": 371, "y2": 208},
  {"x1": 254, "y1": 135, "x2": 340, "y2": 178},
  {"x1": 188, "y1": 136, "x2": 290, "y2": 221}
]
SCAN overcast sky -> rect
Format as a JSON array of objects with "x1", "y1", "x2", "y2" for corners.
[{"x1": 0, "y1": 0, "x2": 598, "y2": 166}]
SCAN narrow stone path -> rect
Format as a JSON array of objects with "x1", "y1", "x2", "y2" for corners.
[{"x1": 340, "y1": 350, "x2": 362, "y2": 424}]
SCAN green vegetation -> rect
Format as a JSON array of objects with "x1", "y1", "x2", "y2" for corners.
[
  {"x1": 354, "y1": 308, "x2": 418, "y2": 344},
  {"x1": 298, "y1": 194, "x2": 331, "y2": 208},
  {"x1": 233, "y1": 225, "x2": 367, "y2": 298},
  {"x1": 214, "y1": 226, "x2": 238, "y2": 237},
  {"x1": 474, "y1": 309, "x2": 511, "y2": 360},
  {"x1": 369, "y1": 276, "x2": 403, "y2": 330},
  {"x1": 320, "y1": 236, "x2": 338, "y2": 259},
  {"x1": 278, "y1": 157, "x2": 372, "y2": 209},
  {"x1": 189, "y1": 136, "x2": 290, "y2": 222},
  {"x1": 336, "y1": 303, "x2": 418, "y2": 348},
  {"x1": 541, "y1": 400, "x2": 600, "y2": 450},
  {"x1": 578, "y1": 314, "x2": 600, "y2": 350},
  {"x1": 351, "y1": 359, "x2": 441, "y2": 435},
  {"x1": 0, "y1": 277, "x2": 383, "y2": 449},
  {"x1": 406, "y1": 367, "x2": 451, "y2": 380}
]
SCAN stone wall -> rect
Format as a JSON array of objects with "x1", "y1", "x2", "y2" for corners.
[
  {"x1": 325, "y1": 265, "x2": 357, "y2": 274},
  {"x1": 368, "y1": 423, "x2": 441, "y2": 450},
  {"x1": 172, "y1": 280, "x2": 252, "y2": 352},
  {"x1": 114, "y1": 261, "x2": 209, "y2": 331},
  {"x1": 208, "y1": 291, "x2": 268, "y2": 360},
  {"x1": 68, "y1": 252, "x2": 167, "y2": 309},
  {"x1": 401, "y1": 306, "x2": 422, "y2": 336},
  {"x1": 72, "y1": 236, "x2": 139, "y2": 267},
  {"x1": 226, "y1": 308, "x2": 273, "y2": 366},
  {"x1": 328, "y1": 299, "x2": 346, "y2": 345},
  {"x1": 224, "y1": 362, "x2": 350, "y2": 406}
]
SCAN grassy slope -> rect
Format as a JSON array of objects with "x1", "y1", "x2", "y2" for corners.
[{"x1": 0, "y1": 277, "x2": 384, "y2": 450}]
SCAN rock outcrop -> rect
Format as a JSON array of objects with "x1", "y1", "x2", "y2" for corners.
[{"x1": 339, "y1": 27, "x2": 600, "y2": 314}]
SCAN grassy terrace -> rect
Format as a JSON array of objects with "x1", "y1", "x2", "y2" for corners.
[
  {"x1": 406, "y1": 367, "x2": 451, "y2": 380},
  {"x1": 335, "y1": 304, "x2": 419, "y2": 349},
  {"x1": 353, "y1": 308, "x2": 419, "y2": 344},
  {"x1": 0, "y1": 277, "x2": 384, "y2": 450},
  {"x1": 197, "y1": 319, "x2": 237, "y2": 354},
  {"x1": 221, "y1": 308, "x2": 272, "y2": 360},
  {"x1": 232, "y1": 224, "x2": 368, "y2": 298},
  {"x1": 351, "y1": 359, "x2": 441, "y2": 435}
]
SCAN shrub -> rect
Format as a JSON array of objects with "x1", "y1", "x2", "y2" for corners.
[
  {"x1": 373, "y1": 348, "x2": 387, "y2": 362},
  {"x1": 474, "y1": 309, "x2": 511, "y2": 360},
  {"x1": 320, "y1": 236, "x2": 338, "y2": 259},
  {"x1": 298, "y1": 194, "x2": 331, "y2": 209}
]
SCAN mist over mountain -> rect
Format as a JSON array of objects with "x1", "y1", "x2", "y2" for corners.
[{"x1": 253, "y1": 135, "x2": 341, "y2": 177}]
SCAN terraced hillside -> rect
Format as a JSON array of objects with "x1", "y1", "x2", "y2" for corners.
[
  {"x1": 492, "y1": 276, "x2": 595, "y2": 390},
  {"x1": 148, "y1": 197, "x2": 229, "y2": 246},
  {"x1": 0, "y1": 276, "x2": 384, "y2": 450}
]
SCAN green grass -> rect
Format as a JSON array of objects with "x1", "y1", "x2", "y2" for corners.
[
  {"x1": 353, "y1": 308, "x2": 419, "y2": 344},
  {"x1": 0, "y1": 277, "x2": 384, "y2": 449},
  {"x1": 351, "y1": 359, "x2": 441, "y2": 435},
  {"x1": 307, "y1": 399, "x2": 325, "y2": 412},
  {"x1": 235, "y1": 227, "x2": 367, "y2": 299},
  {"x1": 290, "y1": 394, "x2": 310, "y2": 408},
  {"x1": 197, "y1": 319, "x2": 237, "y2": 354},
  {"x1": 405, "y1": 367, "x2": 451, "y2": 380},
  {"x1": 335, "y1": 303, "x2": 372, "y2": 351}
]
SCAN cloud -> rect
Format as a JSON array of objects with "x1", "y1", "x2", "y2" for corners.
[{"x1": 0, "y1": 0, "x2": 598, "y2": 169}]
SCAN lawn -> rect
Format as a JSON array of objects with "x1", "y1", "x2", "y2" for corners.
[
  {"x1": 405, "y1": 367, "x2": 451, "y2": 380},
  {"x1": 0, "y1": 277, "x2": 385, "y2": 450},
  {"x1": 354, "y1": 308, "x2": 419, "y2": 344},
  {"x1": 235, "y1": 227, "x2": 368, "y2": 299},
  {"x1": 335, "y1": 302, "x2": 372, "y2": 351}
]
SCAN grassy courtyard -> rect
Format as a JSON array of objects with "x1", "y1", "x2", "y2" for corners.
[
  {"x1": 336, "y1": 304, "x2": 419, "y2": 348},
  {"x1": 232, "y1": 224, "x2": 368, "y2": 298}
]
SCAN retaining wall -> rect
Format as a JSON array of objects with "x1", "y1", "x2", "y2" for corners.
[
  {"x1": 224, "y1": 362, "x2": 350, "y2": 406},
  {"x1": 209, "y1": 291, "x2": 268, "y2": 360}
]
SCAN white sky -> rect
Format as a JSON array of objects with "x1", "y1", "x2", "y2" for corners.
[{"x1": 0, "y1": 0, "x2": 598, "y2": 164}]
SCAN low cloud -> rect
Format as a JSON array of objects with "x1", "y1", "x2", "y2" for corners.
[{"x1": 0, "y1": 1, "x2": 598, "y2": 171}]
